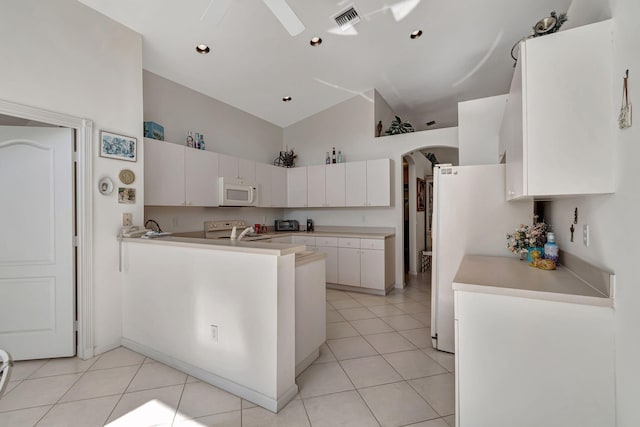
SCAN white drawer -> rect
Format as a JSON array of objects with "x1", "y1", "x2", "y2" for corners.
[
  {"x1": 315, "y1": 236, "x2": 338, "y2": 247},
  {"x1": 338, "y1": 238, "x2": 361, "y2": 249},
  {"x1": 361, "y1": 238, "x2": 384, "y2": 250},
  {"x1": 293, "y1": 235, "x2": 316, "y2": 246}
]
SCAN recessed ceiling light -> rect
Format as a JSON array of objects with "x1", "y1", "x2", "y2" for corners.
[
  {"x1": 195, "y1": 44, "x2": 210, "y2": 54},
  {"x1": 410, "y1": 30, "x2": 423, "y2": 39},
  {"x1": 310, "y1": 37, "x2": 323, "y2": 46},
  {"x1": 426, "y1": 120, "x2": 436, "y2": 126},
  {"x1": 282, "y1": 96, "x2": 292, "y2": 102}
]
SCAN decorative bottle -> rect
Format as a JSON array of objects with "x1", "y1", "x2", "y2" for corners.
[
  {"x1": 325, "y1": 152, "x2": 330, "y2": 164},
  {"x1": 186, "y1": 131, "x2": 194, "y2": 148},
  {"x1": 544, "y1": 232, "x2": 559, "y2": 264},
  {"x1": 332, "y1": 147, "x2": 336, "y2": 163},
  {"x1": 195, "y1": 133, "x2": 201, "y2": 149},
  {"x1": 337, "y1": 150, "x2": 343, "y2": 163},
  {"x1": 199, "y1": 134, "x2": 205, "y2": 150}
]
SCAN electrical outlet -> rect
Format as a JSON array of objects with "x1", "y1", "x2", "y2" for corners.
[
  {"x1": 210, "y1": 324, "x2": 219, "y2": 343},
  {"x1": 583, "y1": 224, "x2": 590, "y2": 247},
  {"x1": 122, "y1": 212, "x2": 132, "y2": 226}
]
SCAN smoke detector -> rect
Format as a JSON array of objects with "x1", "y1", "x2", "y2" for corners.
[{"x1": 334, "y1": 5, "x2": 361, "y2": 31}]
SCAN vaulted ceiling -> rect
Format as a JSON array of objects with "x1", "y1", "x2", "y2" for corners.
[{"x1": 78, "y1": 0, "x2": 572, "y2": 129}]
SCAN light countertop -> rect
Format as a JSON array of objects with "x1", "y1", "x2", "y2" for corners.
[
  {"x1": 121, "y1": 235, "x2": 306, "y2": 256},
  {"x1": 452, "y1": 255, "x2": 613, "y2": 307}
]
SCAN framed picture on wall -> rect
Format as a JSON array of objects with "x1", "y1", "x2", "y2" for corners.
[
  {"x1": 99, "y1": 131, "x2": 137, "y2": 162},
  {"x1": 417, "y1": 177, "x2": 426, "y2": 212}
]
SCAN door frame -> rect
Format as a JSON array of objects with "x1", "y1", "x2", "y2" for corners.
[{"x1": 0, "y1": 99, "x2": 94, "y2": 359}]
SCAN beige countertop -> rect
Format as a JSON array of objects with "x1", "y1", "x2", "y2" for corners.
[
  {"x1": 452, "y1": 255, "x2": 613, "y2": 307},
  {"x1": 121, "y1": 235, "x2": 306, "y2": 256},
  {"x1": 173, "y1": 229, "x2": 395, "y2": 240}
]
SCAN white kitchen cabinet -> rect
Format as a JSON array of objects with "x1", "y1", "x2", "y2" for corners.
[
  {"x1": 325, "y1": 163, "x2": 346, "y2": 207},
  {"x1": 144, "y1": 138, "x2": 185, "y2": 206},
  {"x1": 255, "y1": 162, "x2": 272, "y2": 207},
  {"x1": 366, "y1": 159, "x2": 391, "y2": 206},
  {"x1": 345, "y1": 161, "x2": 367, "y2": 206},
  {"x1": 502, "y1": 20, "x2": 614, "y2": 200},
  {"x1": 337, "y1": 247, "x2": 361, "y2": 287},
  {"x1": 287, "y1": 167, "x2": 307, "y2": 207},
  {"x1": 456, "y1": 290, "x2": 614, "y2": 427},
  {"x1": 292, "y1": 235, "x2": 316, "y2": 247},
  {"x1": 271, "y1": 166, "x2": 287, "y2": 207},
  {"x1": 306, "y1": 165, "x2": 325, "y2": 208},
  {"x1": 218, "y1": 153, "x2": 256, "y2": 182},
  {"x1": 345, "y1": 159, "x2": 391, "y2": 207},
  {"x1": 360, "y1": 248, "x2": 385, "y2": 290},
  {"x1": 185, "y1": 148, "x2": 219, "y2": 207},
  {"x1": 270, "y1": 236, "x2": 292, "y2": 244},
  {"x1": 315, "y1": 236, "x2": 338, "y2": 284}
]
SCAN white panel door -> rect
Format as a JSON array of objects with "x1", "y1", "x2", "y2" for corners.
[
  {"x1": 287, "y1": 167, "x2": 307, "y2": 207},
  {"x1": 144, "y1": 139, "x2": 185, "y2": 206},
  {"x1": 345, "y1": 161, "x2": 367, "y2": 207},
  {"x1": 255, "y1": 162, "x2": 272, "y2": 207},
  {"x1": 185, "y1": 149, "x2": 218, "y2": 206},
  {"x1": 325, "y1": 163, "x2": 346, "y2": 207},
  {"x1": 0, "y1": 126, "x2": 74, "y2": 360},
  {"x1": 307, "y1": 165, "x2": 325, "y2": 207},
  {"x1": 271, "y1": 166, "x2": 287, "y2": 207},
  {"x1": 366, "y1": 159, "x2": 391, "y2": 206}
]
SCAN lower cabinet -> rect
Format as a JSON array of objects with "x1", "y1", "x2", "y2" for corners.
[{"x1": 337, "y1": 247, "x2": 361, "y2": 287}]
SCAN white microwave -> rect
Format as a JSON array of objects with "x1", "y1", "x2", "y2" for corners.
[{"x1": 218, "y1": 176, "x2": 257, "y2": 207}]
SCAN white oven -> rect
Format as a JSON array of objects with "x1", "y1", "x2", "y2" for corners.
[{"x1": 218, "y1": 177, "x2": 257, "y2": 207}]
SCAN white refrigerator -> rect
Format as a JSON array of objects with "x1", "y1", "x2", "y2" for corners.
[{"x1": 430, "y1": 164, "x2": 532, "y2": 353}]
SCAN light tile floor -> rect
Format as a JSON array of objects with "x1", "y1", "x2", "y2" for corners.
[{"x1": 0, "y1": 272, "x2": 455, "y2": 426}]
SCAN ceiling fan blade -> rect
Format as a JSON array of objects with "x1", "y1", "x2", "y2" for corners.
[
  {"x1": 201, "y1": 0, "x2": 233, "y2": 26},
  {"x1": 263, "y1": 0, "x2": 305, "y2": 36}
]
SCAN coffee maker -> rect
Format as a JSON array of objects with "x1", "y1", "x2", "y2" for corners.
[{"x1": 306, "y1": 219, "x2": 314, "y2": 232}]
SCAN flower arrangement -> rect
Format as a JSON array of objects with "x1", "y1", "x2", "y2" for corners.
[{"x1": 506, "y1": 217, "x2": 551, "y2": 256}]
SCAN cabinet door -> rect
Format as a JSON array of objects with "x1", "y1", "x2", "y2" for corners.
[
  {"x1": 144, "y1": 138, "x2": 185, "y2": 206},
  {"x1": 255, "y1": 162, "x2": 272, "y2": 207},
  {"x1": 218, "y1": 153, "x2": 238, "y2": 178},
  {"x1": 238, "y1": 158, "x2": 256, "y2": 182},
  {"x1": 287, "y1": 167, "x2": 307, "y2": 207},
  {"x1": 185, "y1": 149, "x2": 219, "y2": 206},
  {"x1": 366, "y1": 159, "x2": 391, "y2": 206},
  {"x1": 307, "y1": 165, "x2": 326, "y2": 207},
  {"x1": 360, "y1": 249, "x2": 385, "y2": 290},
  {"x1": 316, "y1": 246, "x2": 338, "y2": 284},
  {"x1": 271, "y1": 166, "x2": 287, "y2": 207},
  {"x1": 503, "y1": 57, "x2": 524, "y2": 200},
  {"x1": 338, "y1": 247, "x2": 360, "y2": 286},
  {"x1": 325, "y1": 163, "x2": 346, "y2": 207},
  {"x1": 345, "y1": 161, "x2": 367, "y2": 207},
  {"x1": 292, "y1": 236, "x2": 316, "y2": 246}
]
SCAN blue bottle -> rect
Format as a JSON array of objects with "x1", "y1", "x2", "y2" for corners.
[{"x1": 544, "y1": 232, "x2": 559, "y2": 264}]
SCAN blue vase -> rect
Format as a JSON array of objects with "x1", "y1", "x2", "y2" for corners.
[{"x1": 527, "y1": 247, "x2": 544, "y2": 263}]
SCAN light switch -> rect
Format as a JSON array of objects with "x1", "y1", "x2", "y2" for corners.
[{"x1": 583, "y1": 224, "x2": 590, "y2": 247}]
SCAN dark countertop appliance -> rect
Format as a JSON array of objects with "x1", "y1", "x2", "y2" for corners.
[{"x1": 275, "y1": 219, "x2": 299, "y2": 232}]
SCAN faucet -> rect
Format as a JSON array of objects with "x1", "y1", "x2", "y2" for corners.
[{"x1": 237, "y1": 226, "x2": 255, "y2": 241}]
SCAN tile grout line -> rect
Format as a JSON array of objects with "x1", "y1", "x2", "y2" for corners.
[
  {"x1": 169, "y1": 372, "x2": 189, "y2": 426},
  {"x1": 102, "y1": 359, "x2": 146, "y2": 425}
]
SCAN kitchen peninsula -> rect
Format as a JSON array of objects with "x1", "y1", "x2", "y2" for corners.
[{"x1": 119, "y1": 236, "x2": 320, "y2": 413}]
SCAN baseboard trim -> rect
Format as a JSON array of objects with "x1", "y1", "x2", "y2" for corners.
[
  {"x1": 93, "y1": 341, "x2": 122, "y2": 357},
  {"x1": 295, "y1": 348, "x2": 320, "y2": 377},
  {"x1": 326, "y1": 283, "x2": 386, "y2": 296},
  {"x1": 121, "y1": 338, "x2": 298, "y2": 413}
]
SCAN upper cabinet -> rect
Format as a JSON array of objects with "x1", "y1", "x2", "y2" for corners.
[
  {"x1": 144, "y1": 138, "x2": 185, "y2": 206},
  {"x1": 185, "y1": 148, "x2": 219, "y2": 207},
  {"x1": 287, "y1": 167, "x2": 307, "y2": 207},
  {"x1": 502, "y1": 20, "x2": 614, "y2": 200},
  {"x1": 307, "y1": 164, "x2": 346, "y2": 208},
  {"x1": 256, "y1": 163, "x2": 287, "y2": 208},
  {"x1": 346, "y1": 159, "x2": 391, "y2": 207},
  {"x1": 218, "y1": 153, "x2": 256, "y2": 182}
]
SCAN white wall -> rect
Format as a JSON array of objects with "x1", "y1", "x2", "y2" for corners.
[
  {"x1": 0, "y1": 0, "x2": 144, "y2": 354},
  {"x1": 458, "y1": 94, "x2": 507, "y2": 165},
  {"x1": 374, "y1": 90, "x2": 397, "y2": 138},
  {"x1": 546, "y1": 1, "x2": 640, "y2": 424},
  {"x1": 284, "y1": 92, "x2": 458, "y2": 286},
  {"x1": 143, "y1": 71, "x2": 283, "y2": 164}
]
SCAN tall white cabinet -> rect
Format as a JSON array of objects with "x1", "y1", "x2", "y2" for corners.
[
  {"x1": 185, "y1": 148, "x2": 219, "y2": 207},
  {"x1": 345, "y1": 159, "x2": 391, "y2": 207},
  {"x1": 502, "y1": 20, "x2": 614, "y2": 200},
  {"x1": 144, "y1": 138, "x2": 185, "y2": 206}
]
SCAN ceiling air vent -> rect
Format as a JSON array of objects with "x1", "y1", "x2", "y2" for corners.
[{"x1": 334, "y1": 5, "x2": 360, "y2": 31}]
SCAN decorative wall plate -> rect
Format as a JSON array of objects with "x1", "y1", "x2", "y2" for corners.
[
  {"x1": 98, "y1": 177, "x2": 114, "y2": 195},
  {"x1": 119, "y1": 169, "x2": 135, "y2": 185}
]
